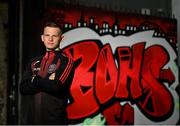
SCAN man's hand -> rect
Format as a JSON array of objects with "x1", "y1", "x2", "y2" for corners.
[{"x1": 49, "y1": 73, "x2": 55, "y2": 80}]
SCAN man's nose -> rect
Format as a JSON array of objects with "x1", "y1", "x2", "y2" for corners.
[{"x1": 48, "y1": 36, "x2": 53, "y2": 41}]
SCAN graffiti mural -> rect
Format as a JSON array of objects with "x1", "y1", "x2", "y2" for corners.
[{"x1": 44, "y1": 4, "x2": 179, "y2": 125}]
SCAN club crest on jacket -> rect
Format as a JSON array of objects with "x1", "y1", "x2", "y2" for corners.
[{"x1": 48, "y1": 64, "x2": 57, "y2": 73}]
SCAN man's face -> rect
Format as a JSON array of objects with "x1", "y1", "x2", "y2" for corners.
[{"x1": 41, "y1": 26, "x2": 62, "y2": 50}]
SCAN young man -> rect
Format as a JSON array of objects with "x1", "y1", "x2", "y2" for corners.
[{"x1": 20, "y1": 21, "x2": 74, "y2": 124}]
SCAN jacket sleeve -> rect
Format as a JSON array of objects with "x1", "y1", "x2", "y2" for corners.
[
  {"x1": 33, "y1": 59, "x2": 75, "y2": 96},
  {"x1": 20, "y1": 61, "x2": 39, "y2": 95}
]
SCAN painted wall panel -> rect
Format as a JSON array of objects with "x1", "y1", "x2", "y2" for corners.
[{"x1": 42, "y1": 5, "x2": 179, "y2": 125}]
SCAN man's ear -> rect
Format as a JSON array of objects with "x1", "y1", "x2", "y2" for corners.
[
  {"x1": 60, "y1": 35, "x2": 64, "y2": 41},
  {"x1": 41, "y1": 35, "x2": 44, "y2": 42}
]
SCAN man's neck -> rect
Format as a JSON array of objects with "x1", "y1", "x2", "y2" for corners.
[{"x1": 46, "y1": 47, "x2": 61, "y2": 51}]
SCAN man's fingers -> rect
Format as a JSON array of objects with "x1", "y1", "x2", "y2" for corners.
[{"x1": 49, "y1": 73, "x2": 55, "y2": 80}]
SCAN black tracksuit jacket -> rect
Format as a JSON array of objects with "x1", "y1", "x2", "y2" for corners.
[{"x1": 20, "y1": 50, "x2": 74, "y2": 125}]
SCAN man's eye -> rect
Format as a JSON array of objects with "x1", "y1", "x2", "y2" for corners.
[
  {"x1": 53, "y1": 35, "x2": 58, "y2": 37},
  {"x1": 44, "y1": 34, "x2": 49, "y2": 37}
]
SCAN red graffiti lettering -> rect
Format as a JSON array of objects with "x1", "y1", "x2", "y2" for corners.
[
  {"x1": 115, "y1": 43, "x2": 144, "y2": 99},
  {"x1": 138, "y1": 45, "x2": 173, "y2": 120},
  {"x1": 160, "y1": 68, "x2": 175, "y2": 85},
  {"x1": 64, "y1": 41, "x2": 100, "y2": 119},
  {"x1": 95, "y1": 44, "x2": 118, "y2": 104},
  {"x1": 63, "y1": 41, "x2": 174, "y2": 124},
  {"x1": 102, "y1": 102, "x2": 134, "y2": 125}
]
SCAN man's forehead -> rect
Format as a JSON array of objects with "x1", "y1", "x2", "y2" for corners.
[
  {"x1": 43, "y1": 27, "x2": 62, "y2": 34},
  {"x1": 44, "y1": 26, "x2": 61, "y2": 30}
]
